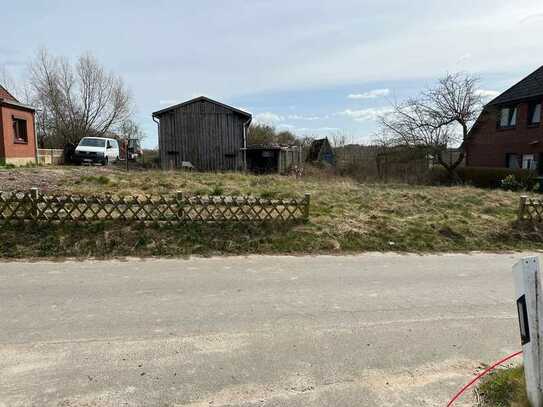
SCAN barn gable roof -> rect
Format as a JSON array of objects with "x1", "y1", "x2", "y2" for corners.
[
  {"x1": 152, "y1": 96, "x2": 252, "y2": 120},
  {"x1": 487, "y1": 65, "x2": 543, "y2": 106}
]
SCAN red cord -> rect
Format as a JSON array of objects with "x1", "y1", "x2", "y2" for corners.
[{"x1": 446, "y1": 350, "x2": 523, "y2": 407}]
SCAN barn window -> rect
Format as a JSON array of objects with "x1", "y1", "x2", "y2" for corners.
[{"x1": 12, "y1": 117, "x2": 28, "y2": 143}]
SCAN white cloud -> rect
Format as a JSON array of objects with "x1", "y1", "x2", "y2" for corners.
[
  {"x1": 347, "y1": 89, "x2": 390, "y2": 99},
  {"x1": 159, "y1": 100, "x2": 180, "y2": 105},
  {"x1": 339, "y1": 107, "x2": 393, "y2": 122},
  {"x1": 475, "y1": 89, "x2": 500, "y2": 100},
  {"x1": 295, "y1": 127, "x2": 339, "y2": 133},
  {"x1": 519, "y1": 12, "x2": 543, "y2": 23},
  {"x1": 287, "y1": 114, "x2": 322, "y2": 121},
  {"x1": 253, "y1": 112, "x2": 284, "y2": 125},
  {"x1": 456, "y1": 53, "x2": 472, "y2": 64}
]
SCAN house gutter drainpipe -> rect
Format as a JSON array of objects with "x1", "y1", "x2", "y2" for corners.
[
  {"x1": 33, "y1": 109, "x2": 40, "y2": 165},
  {"x1": 243, "y1": 117, "x2": 252, "y2": 172},
  {"x1": 152, "y1": 115, "x2": 160, "y2": 168}
]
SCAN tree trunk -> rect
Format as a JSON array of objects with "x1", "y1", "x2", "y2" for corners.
[{"x1": 436, "y1": 149, "x2": 464, "y2": 184}]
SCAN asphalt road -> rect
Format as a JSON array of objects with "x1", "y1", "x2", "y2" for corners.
[{"x1": 0, "y1": 253, "x2": 529, "y2": 406}]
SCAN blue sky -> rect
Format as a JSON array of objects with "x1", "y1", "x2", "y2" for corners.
[{"x1": 2, "y1": 0, "x2": 543, "y2": 148}]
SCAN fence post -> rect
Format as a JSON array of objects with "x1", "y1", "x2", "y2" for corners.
[
  {"x1": 304, "y1": 193, "x2": 311, "y2": 221},
  {"x1": 519, "y1": 195, "x2": 528, "y2": 221},
  {"x1": 513, "y1": 256, "x2": 543, "y2": 407},
  {"x1": 176, "y1": 191, "x2": 184, "y2": 221},
  {"x1": 30, "y1": 187, "x2": 39, "y2": 220}
]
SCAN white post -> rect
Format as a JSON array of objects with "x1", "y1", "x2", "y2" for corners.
[{"x1": 513, "y1": 256, "x2": 543, "y2": 407}]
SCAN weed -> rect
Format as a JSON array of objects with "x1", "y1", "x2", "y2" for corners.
[{"x1": 478, "y1": 366, "x2": 529, "y2": 407}]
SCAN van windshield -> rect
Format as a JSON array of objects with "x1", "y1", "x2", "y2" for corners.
[{"x1": 79, "y1": 138, "x2": 106, "y2": 147}]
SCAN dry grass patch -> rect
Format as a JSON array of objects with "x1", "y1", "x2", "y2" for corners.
[{"x1": 0, "y1": 166, "x2": 541, "y2": 258}]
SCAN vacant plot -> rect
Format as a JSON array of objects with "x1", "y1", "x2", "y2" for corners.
[{"x1": 0, "y1": 166, "x2": 541, "y2": 258}]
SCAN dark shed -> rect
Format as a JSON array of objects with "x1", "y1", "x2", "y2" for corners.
[
  {"x1": 306, "y1": 138, "x2": 335, "y2": 165},
  {"x1": 245, "y1": 144, "x2": 302, "y2": 174},
  {"x1": 152, "y1": 96, "x2": 252, "y2": 171}
]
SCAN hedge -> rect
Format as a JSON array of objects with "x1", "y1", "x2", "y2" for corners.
[{"x1": 430, "y1": 166, "x2": 539, "y2": 189}]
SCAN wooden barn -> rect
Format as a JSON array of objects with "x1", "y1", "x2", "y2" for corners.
[{"x1": 152, "y1": 96, "x2": 252, "y2": 171}]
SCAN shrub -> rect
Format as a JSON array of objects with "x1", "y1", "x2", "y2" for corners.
[
  {"x1": 427, "y1": 166, "x2": 540, "y2": 190},
  {"x1": 457, "y1": 167, "x2": 537, "y2": 189},
  {"x1": 82, "y1": 175, "x2": 111, "y2": 185},
  {"x1": 210, "y1": 184, "x2": 224, "y2": 196},
  {"x1": 500, "y1": 174, "x2": 524, "y2": 191}
]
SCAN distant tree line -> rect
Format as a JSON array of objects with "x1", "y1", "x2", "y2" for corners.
[{"x1": 247, "y1": 123, "x2": 298, "y2": 146}]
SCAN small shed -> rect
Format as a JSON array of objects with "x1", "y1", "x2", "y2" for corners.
[
  {"x1": 152, "y1": 96, "x2": 252, "y2": 171},
  {"x1": 245, "y1": 144, "x2": 302, "y2": 174},
  {"x1": 306, "y1": 138, "x2": 335, "y2": 165}
]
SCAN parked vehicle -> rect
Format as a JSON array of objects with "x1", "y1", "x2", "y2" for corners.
[{"x1": 74, "y1": 137, "x2": 120, "y2": 165}]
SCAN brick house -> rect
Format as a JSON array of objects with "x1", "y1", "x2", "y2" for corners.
[
  {"x1": 0, "y1": 85, "x2": 36, "y2": 166},
  {"x1": 466, "y1": 66, "x2": 543, "y2": 172}
]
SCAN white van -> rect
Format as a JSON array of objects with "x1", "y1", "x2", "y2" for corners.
[{"x1": 74, "y1": 137, "x2": 120, "y2": 165}]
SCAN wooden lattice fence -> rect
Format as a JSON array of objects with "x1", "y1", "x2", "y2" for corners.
[
  {"x1": 519, "y1": 196, "x2": 543, "y2": 222},
  {"x1": 0, "y1": 188, "x2": 310, "y2": 224}
]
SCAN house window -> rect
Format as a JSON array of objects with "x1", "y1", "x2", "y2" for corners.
[
  {"x1": 522, "y1": 154, "x2": 537, "y2": 170},
  {"x1": 498, "y1": 106, "x2": 518, "y2": 128},
  {"x1": 507, "y1": 153, "x2": 538, "y2": 170},
  {"x1": 12, "y1": 118, "x2": 28, "y2": 143},
  {"x1": 507, "y1": 153, "x2": 521, "y2": 169},
  {"x1": 528, "y1": 102, "x2": 542, "y2": 126}
]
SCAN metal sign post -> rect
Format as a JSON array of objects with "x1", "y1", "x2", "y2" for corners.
[{"x1": 513, "y1": 256, "x2": 543, "y2": 406}]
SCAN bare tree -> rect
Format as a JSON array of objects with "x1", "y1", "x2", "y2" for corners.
[
  {"x1": 29, "y1": 49, "x2": 133, "y2": 147},
  {"x1": 0, "y1": 66, "x2": 17, "y2": 95},
  {"x1": 380, "y1": 72, "x2": 483, "y2": 179},
  {"x1": 118, "y1": 119, "x2": 145, "y2": 143}
]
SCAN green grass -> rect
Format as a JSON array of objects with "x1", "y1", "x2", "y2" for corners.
[
  {"x1": 0, "y1": 166, "x2": 542, "y2": 258},
  {"x1": 477, "y1": 367, "x2": 529, "y2": 407}
]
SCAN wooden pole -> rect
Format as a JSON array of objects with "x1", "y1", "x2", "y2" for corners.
[
  {"x1": 304, "y1": 193, "x2": 311, "y2": 221},
  {"x1": 519, "y1": 195, "x2": 528, "y2": 221},
  {"x1": 125, "y1": 139, "x2": 129, "y2": 172},
  {"x1": 176, "y1": 191, "x2": 184, "y2": 221},
  {"x1": 513, "y1": 257, "x2": 543, "y2": 407},
  {"x1": 30, "y1": 187, "x2": 39, "y2": 220}
]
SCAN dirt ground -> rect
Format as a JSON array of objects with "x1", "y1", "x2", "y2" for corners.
[{"x1": 0, "y1": 165, "x2": 126, "y2": 193}]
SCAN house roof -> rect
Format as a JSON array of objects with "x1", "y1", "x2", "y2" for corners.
[
  {"x1": 152, "y1": 96, "x2": 252, "y2": 120},
  {"x1": 244, "y1": 144, "x2": 298, "y2": 151},
  {"x1": 487, "y1": 65, "x2": 543, "y2": 106},
  {"x1": 0, "y1": 84, "x2": 35, "y2": 111},
  {"x1": 0, "y1": 84, "x2": 19, "y2": 102}
]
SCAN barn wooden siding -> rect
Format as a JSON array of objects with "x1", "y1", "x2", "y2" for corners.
[{"x1": 155, "y1": 98, "x2": 250, "y2": 171}]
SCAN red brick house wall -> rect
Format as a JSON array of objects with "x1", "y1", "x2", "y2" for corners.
[
  {"x1": 0, "y1": 84, "x2": 36, "y2": 166},
  {"x1": 0, "y1": 104, "x2": 36, "y2": 165},
  {"x1": 465, "y1": 99, "x2": 543, "y2": 169}
]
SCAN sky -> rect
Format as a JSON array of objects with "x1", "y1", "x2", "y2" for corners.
[{"x1": 2, "y1": 0, "x2": 543, "y2": 148}]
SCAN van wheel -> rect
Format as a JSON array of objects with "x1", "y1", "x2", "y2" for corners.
[{"x1": 103, "y1": 157, "x2": 109, "y2": 166}]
